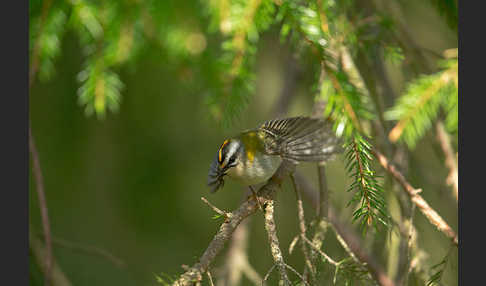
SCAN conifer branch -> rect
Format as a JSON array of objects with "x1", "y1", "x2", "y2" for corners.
[
  {"x1": 386, "y1": 59, "x2": 458, "y2": 148},
  {"x1": 229, "y1": 0, "x2": 263, "y2": 76}
]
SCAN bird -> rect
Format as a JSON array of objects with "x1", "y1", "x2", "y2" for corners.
[{"x1": 207, "y1": 116, "x2": 342, "y2": 194}]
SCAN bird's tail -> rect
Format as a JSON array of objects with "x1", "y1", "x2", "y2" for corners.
[{"x1": 260, "y1": 116, "x2": 342, "y2": 163}]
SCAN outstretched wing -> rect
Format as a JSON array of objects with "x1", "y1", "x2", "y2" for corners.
[{"x1": 259, "y1": 116, "x2": 342, "y2": 163}]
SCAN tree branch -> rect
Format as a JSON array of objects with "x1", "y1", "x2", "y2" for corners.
[
  {"x1": 216, "y1": 218, "x2": 261, "y2": 286},
  {"x1": 262, "y1": 199, "x2": 291, "y2": 286},
  {"x1": 372, "y1": 149, "x2": 458, "y2": 246},
  {"x1": 171, "y1": 162, "x2": 294, "y2": 286},
  {"x1": 435, "y1": 121, "x2": 458, "y2": 201},
  {"x1": 35, "y1": 234, "x2": 126, "y2": 269},
  {"x1": 294, "y1": 172, "x2": 396, "y2": 286},
  {"x1": 30, "y1": 125, "x2": 54, "y2": 286},
  {"x1": 29, "y1": 225, "x2": 72, "y2": 286},
  {"x1": 290, "y1": 173, "x2": 315, "y2": 282}
]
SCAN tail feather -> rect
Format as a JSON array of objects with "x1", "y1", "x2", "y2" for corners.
[{"x1": 260, "y1": 116, "x2": 342, "y2": 163}]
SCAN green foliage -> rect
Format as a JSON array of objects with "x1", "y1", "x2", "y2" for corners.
[
  {"x1": 320, "y1": 71, "x2": 373, "y2": 138},
  {"x1": 344, "y1": 134, "x2": 389, "y2": 232},
  {"x1": 77, "y1": 59, "x2": 124, "y2": 118},
  {"x1": 203, "y1": 0, "x2": 278, "y2": 127},
  {"x1": 426, "y1": 246, "x2": 454, "y2": 286},
  {"x1": 385, "y1": 58, "x2": 458, "y2": 149},
  {"x1": 30, "y1": 0, "x2": 206, "y2": 118},
  {"x1": 30, "y1": 4, "x2": 68, "y2": 82},
  {"x1": 154, "y1": 272, "x2": 177, "y2": 285},
  {"x1": 314, "y1": 65, "x2": 389, "y2": 232},
  {"x1": 30, "y1": 0, "x2": 458, "y2": 285},
  {"x1": 429, "y1": 0, "x2": 458, "y2": 30},
  {"x1": 333, "y1": 258, "x2": 375, "y2": 285},
  {"x1": 383, "y1": 45, "x2": 405, "y2": 66}
]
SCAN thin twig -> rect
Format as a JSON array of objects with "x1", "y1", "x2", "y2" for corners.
[
  {"x1": 207, "y1": 269, "x2": 215, "y2": 286},
  {"x1": 331, "y1": 226, "x2": 360, "y2": 264},
  {"x1": 328, "y1": 208, "x2": 396, "y2": 286},
  {"x1": 288, "y1": 235, "x2": 299, "y2": 255},
  {"x1": 37, "y1": 234, "x2": 125, "y2": 268},
  {"x1": 294, "y1": 171, "x2": 396, "y2": 286},
  {"x1": 30, "y1": 1, "x2": 56, "y2": 284},
  {"x1": 29, "y1": 229, "x2": 72, "y2": 286},
  {"x1": 284, "y1": 263, "x2": 311, "y2": 286},
  {"x1": 172, "y1": 162, "x2": 294, "y2": 286},
  {"x1": 435, "y1": 121, "x2": 458, "y2": 201},
  {"x1": 310, "y1": 59, "x2": 332, "y2": 282},
  {"x1": 263, "y1": 199, "x2": 291, "y2": 286},
  {"x1": 301, "y1": 236, "x2": 338, "y2": 266},
  {"x1": 30, "y1": 125, "x2": 53, "y2": 286},
  {"x1": 402, "y1": 203, "x2": 417, "y2": 286},
  {"x1": 242, "y1": 263, "x2": 263, "y2": 286},
  {"x1": 217, "y1": 217, "x2": 262, "y2": 286},
  {"x1": 262, "y1": 264, "x2": 276, "y2": 286},
  {"x1": 289, "y1": 173, "x2": 315, "y2": 281},
  {"x1": 201, "y1": 197, "x2": 232, "y2": 219},
  {"x1": 372, "y1": 149, "x2": 458, "y2": 246}
]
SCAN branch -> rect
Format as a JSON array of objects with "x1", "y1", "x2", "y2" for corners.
[
  {"x1": 201, "y1": 197, "x2": 231, "y2": 219},
  {"x1": 301, "y1": 236, "x2": 338, "y2": 266},
  {"x1": 171, "y1": 162, "x2": 294, "y2": 286},
  {"x1": 29, "y1": 225, "x2": 72, "y2": 286},
  {"x1": 327, "y1": 208, "x2": 396, "y2": 286},
  {"x1": 294, "y1": 172, "x2": 396, "y2": 286},
  {"x1": 262, "y1": 199, "x2": 291, "y2": 286},
  {"x1": 30, "y1": 125, "x2": 53, "y2": 286},
  {"x1": 29, "y1": 1, "x2": 56, "y2": 283},
  {"x1": 308, "y1": 60, "x2": 333, "y2": 282},
  {"x1": 262, "y1": 264, "x2": 276, "y2": 285},
  {"x1": 37, "y1": 234, "x2": 126, "y2": 269},
  {"x1": 216, "y1": 218, "x2": 262, "y2": 286},
  {"x1": 289, "y1": 173, "x2": 315, "y2": 282},
  {"x1": 435, "y1": 121, "x2": 458, "y2": 201},
  {"x1": 372, "y1": 149, "x2": 458, "y2": 246}
]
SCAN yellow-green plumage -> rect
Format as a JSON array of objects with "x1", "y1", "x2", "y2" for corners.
[
  {"x1": 226, "y1": 130, "x2": 282, "y2": 185},
  {"x1": 208, "y1": 116, "x2": 342, "y2": 193}
]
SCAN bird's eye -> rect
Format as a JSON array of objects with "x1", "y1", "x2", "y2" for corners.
[{"x1": 228, "y1": 156, "x2": 236, "y2": 166}]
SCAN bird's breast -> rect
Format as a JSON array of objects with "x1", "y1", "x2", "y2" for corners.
[{"x1": 227, "y1": 153, "x2": 282, "y2": 186}]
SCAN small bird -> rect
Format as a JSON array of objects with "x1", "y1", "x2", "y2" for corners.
[{"x1": 207, "y1": 116, "x2": 342, "y2": 193}]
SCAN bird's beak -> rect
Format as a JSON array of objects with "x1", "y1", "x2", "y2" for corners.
[{"x1": 207, "y1": 154, "x2": 226, "y2": 193}]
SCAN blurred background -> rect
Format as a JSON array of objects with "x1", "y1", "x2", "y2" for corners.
[{"x1": 29, "y1": 0, "x2": 457, "y2": 285}]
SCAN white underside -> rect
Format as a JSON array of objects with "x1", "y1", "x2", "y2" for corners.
[{"x1": 226, "y1": 154, "x2": 282, "y2": 186}]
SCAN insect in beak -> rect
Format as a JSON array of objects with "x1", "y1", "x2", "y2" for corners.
[{"x1": 207, "y1": 154, "x2": 227, "y2": 193}]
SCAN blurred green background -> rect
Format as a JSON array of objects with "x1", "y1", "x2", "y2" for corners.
[{"x1": 29, "y1": 0, "x2": 457, "y2": 285}]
